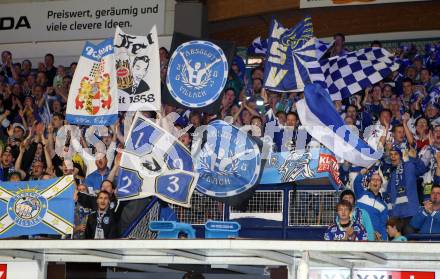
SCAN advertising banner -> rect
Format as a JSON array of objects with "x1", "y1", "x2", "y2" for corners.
[
  {"x1": 0, "y1": 0, "x2": 164, "y2": 44},
  {"x1": 260, "y1": 147, "x2": 342, "y2": 190},
  {"x1": 309, "y1": 269, "x2": 436, "y2": 279}
]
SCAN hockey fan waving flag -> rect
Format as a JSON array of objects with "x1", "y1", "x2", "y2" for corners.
[
  {"x1": 66, "y1": 38, "x2": 118, "y2": 125},
  {"x1": 0, "y1": 176, "x2": 75, "y2": 238},
  {"x1": 296, "y1": 83, "x2": 383, "y2": 168},
  {"x1": 116, "y1": 112, "x2": 198, "y2": 207},
  {"x1": 114, "y1": 26, "x2": 161, "y2": 111}
]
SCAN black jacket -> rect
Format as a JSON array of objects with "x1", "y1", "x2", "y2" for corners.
[
  {"x1": 77, "y1": 192, "x2": 117, "y2": 212},
  {"x1": 122, "y1": 80, "x2": 150, "y2": 95},
  {"x1": 85, "y1": 210, "x2": 118, "y2": 239}
]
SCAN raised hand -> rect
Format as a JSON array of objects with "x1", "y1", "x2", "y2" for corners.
[
  {"x1": 408, "y1": 147, "x2": 417, "y2": 158},
  {"x1": 423, "y1": 200, "x2": 433, "y2": 214},
  {"x1": 402, "y1": 112, "x2": 411, "y2": 123}
]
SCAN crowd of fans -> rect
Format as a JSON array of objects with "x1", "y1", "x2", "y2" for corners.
[{"x1": 1, "y1": 33, "x2": 440, "y2": 241}]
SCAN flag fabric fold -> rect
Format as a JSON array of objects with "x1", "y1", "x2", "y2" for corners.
[
  {"x1": 248, "y1": 36, "x2": 268, "y2": 55},
  {"x1": 296, "y1": 83, "x2": 383, "y2": 168},
  {"x1": 315, "y1": 38, "x2": 334, "y2": 60}
]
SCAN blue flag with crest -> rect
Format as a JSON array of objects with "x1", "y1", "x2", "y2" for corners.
[
  {"x1": 0, "y1": 176, "x2": 75, "y2": 238},
  {"x1": 192, "y1": 120, "x2": 262, "y2": 199}
]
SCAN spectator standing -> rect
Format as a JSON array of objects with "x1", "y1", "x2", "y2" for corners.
[
  {"x1": 44, "y1": 53, "x2": 57, "y2": 86},
  {"x1": 384, "y1": 146, "x2": 427, "y2": 235},
  {"x1": 324, "y1": 200, "x2": 367, "y2": 241},
  {"x1": 354, "y1": 170, "x2": 388, "y2": 240},
  {"x1": 339, "y1": 189, "x2": 375, "y2": 241},
  {"x1": 85, "y1": 190, "x2": 118, "y2": 239},
  {"x1": 410, "y1": 184, "x2": 440, "y2": 234},
  {"x1": 83, "y1": 152, "x2": 110, "y2": 192}
]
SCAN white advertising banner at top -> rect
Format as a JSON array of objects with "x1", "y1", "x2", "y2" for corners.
[
  {"x1": 0, "y1": 0, "x2": 165, "y2": 44},
  {"x1": 300, "y1": 0, "x2": 429, "y2": 8}
]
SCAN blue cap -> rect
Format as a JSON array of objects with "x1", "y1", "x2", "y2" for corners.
[{"x1": 391, "y1": 144, "x2": 403, "y2": 158}]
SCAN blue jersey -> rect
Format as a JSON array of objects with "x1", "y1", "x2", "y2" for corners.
[
  {"x1": 354, "y1": 173, "x2": 389, "y2": 240},
  {"x1": 410, "y1": 207, "x2": 440, "y2": 234}
]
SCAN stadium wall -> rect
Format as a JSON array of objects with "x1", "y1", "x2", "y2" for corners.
[{"x1": 207, "y1": 0, "x2": 440, "y2": 46}]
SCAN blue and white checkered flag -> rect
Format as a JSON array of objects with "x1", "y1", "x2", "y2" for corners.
[
  {"x1": 248, "y1": 36, "x2": 268, "y2": 55},
  {"x1": 315, "y1": 39, "x2": 334, "y2": 60},
  {"x1": 308, "y1": 47, "x2": 399, "y2": 100}
]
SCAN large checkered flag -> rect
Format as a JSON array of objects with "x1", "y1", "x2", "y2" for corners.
[
  {"x1": 308, "y1": 47, "x2": 399, "y2": 100},
  {"x1": 315, "y1": 38, "x2": 334, "y2": 60}
]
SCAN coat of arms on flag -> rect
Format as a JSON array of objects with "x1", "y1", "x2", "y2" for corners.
[
  {"x1": 114, "y1": 26, "x2": 161, "y2": 111},
  {"x1": 66, "y1": 38, "x2": 118, "y2": 126},
  {"x1": 116, "y1": 113, "x2": 198, "y2": 207},
  {"x1": 0, "y1": 176, "x2": 75, "y2": 238}
]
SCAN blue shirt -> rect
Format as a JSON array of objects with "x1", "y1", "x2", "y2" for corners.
[
  {"x1": 354, "y1": 174, "x2": 389, "y2": 240},
  {"x1": 385, "y1": 157, "x2": 427, "y2": 218},
  {"x1": 392, "y1": 235, "x2": 407, "y2": 241},
  {"x1": 410, "y1": 208, "x2": 440, "y2": 234},
  {"x1": 355, "y1": 111, "x2": 372, "y2": 133},
  {"x1": 84, "y1": 168, "x2": 110, "y2": 192}
]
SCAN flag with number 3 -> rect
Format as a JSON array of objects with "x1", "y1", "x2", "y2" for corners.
[{"x1": 116, "y1": 112, "x2": 198, "y2": 207}]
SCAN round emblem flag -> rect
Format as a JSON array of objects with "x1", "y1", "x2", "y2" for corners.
[
  {"x1": 194, "y1": 120, "x2": 261, "y2": 197},
  {"x1": 166, "y1": 40, "x2": 228, "y2": 108},
  {"x1": 8, "y1": 190, "x2": 48, "y2": 228}
]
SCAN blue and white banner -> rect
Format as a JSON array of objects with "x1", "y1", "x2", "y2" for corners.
[
  {"x1": 296, "y1": 83, "x2": 382, "y2": 168},
  {"x1": 315, "y1": 38, "x2": 334, "y2": 60},
  {"x1": 192, "y1": 120, "x2": 262, "y2": 198},
  {"x1": 260, "y1": 147, "x2": 342, "y2": 190},
  {"x1": 166, "y1": 40, "x2": 229, "y2": 108},
  {"x1": 248, "y1": 36, "x2": 268, "y2": 55},
  {"x1": 66, "y1": 38, "x2": 118, "y2": 125},
  {"x1": 115, "y1": 26, "x2": 161, "y2": 111},
  {"x1": 264, "y1": 17, "x2": 316, "y2": 92},
  {"x1": 117, "y1": 113, "x2": 198, "y2": 207},
  {"x1": 308, "y1": 47, "x2": 399, "y2": 100},
  {"x1": 0, "y1": 176, "x2": 75, "y2": 238}
]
